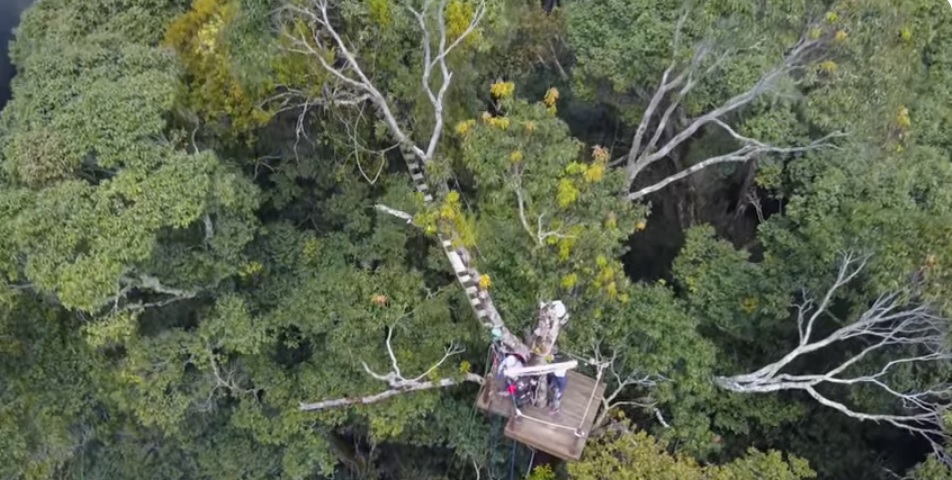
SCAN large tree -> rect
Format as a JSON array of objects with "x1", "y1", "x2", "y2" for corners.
[{"x1": 3, "y1": 0, "x2": 952, "y2": 479}]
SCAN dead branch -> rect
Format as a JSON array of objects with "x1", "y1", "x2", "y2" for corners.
[
  {"x1": 715, "y1": 253, "x2": 952, "y2": 451},
  {"x1": 627, "y1": 127, "x2": 845, "y2": 201},
  {"x1": 375, "y1": 204, "x2": 414, "y2": 223},
  {"x1": 512, "y1": 175, "x2": 575, "y2": 248},
  {"x1": 299, "y1": 326, "x2": 482, "y2": 411},
  {"x1": 198, "y1": 345, "x2": 259, "y2": 412},
  {"x1": 279, "y1": 0, "x2": 485, "y2": 164},
  {"x1": 99, "y1": 272, "x2": 198, "y2": 314},
  {"x1": 624, "y1": 18, "x2": 842, "y2": 200},
  {"x1": 588, "y1": 343, "x2": 668, "y2": 429}
]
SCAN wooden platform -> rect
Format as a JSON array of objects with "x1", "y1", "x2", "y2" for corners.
[{"x1": 475, "y1": 370, "x2": 605, "y2": 461}]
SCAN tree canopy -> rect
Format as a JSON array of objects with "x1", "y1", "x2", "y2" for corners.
[{"x1": 2, "y1": 0, "x2": 952, "y2": 479}]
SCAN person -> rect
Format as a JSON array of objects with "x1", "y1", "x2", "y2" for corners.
[
  {"x1": 511, "y1": 375, "x2": 537, "y2": 408},
  {"x1": 496, "y1": 353, "x2": 525, "y2": 396},
  {"x1": 547, "y1": 368, "x2": 568, "y2": 414},
  {"x1": 496, "y1": 352, "x2": 540, "y2": 408}
]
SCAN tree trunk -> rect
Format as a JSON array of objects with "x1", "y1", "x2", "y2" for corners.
[{"x1": 528, "y1": 302, "x2": 565, "y2": 407}]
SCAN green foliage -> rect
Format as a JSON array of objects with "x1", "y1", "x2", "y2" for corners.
[
  {"x1": 570, "y1": 424, "x2": 815, "y2": 480},
  {"x1": 2, "y1": 0, "x2": 952, "y2": 478},
  {"x1": 163, "y1": 0, "x2": 276, "y2": 139},
  {"x1": 455, "y1": 85, "x2": 643, "y2": 322}
]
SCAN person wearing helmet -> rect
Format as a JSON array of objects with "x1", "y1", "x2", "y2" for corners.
[{"x1": 497, "y1": 353, "x2": 525, "y2": 396}]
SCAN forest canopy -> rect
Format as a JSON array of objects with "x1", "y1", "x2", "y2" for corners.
[{"x1": 2, "y1": 0, "x2": 952, "y2": 479}]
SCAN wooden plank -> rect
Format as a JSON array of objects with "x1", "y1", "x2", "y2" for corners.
[
  {"x1": 447, "y1": 251, "x2": 467, "y2": 274},
  {"x1": 502, "y1": 361, "x2": 578, "y2": 378},
  {"x1": 503, "y1": 371, "x2": 605, "y2": 461},
  {"x1": 475, "y1": 376, "x2": 515, "y2": 418}
]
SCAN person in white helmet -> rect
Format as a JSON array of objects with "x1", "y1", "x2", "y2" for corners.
[{"x1": 540, "y1": 300, "x2": 568, "y2": 324}]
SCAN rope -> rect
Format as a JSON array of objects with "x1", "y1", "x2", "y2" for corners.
[
  {"x1": 504, "y1": 362, "x2": 606, "y2": 438},
  {"x1": 575, "y1": 363, "x2": 606, "y2": 432},
  {"x1": 512, "y1": 409, "x2": 585, "y2": 436},
  {"x1": 524, "y1": 448, "x2": 536, "y2": 479},
  {"x1": 561, "y1": 349, "x2": 598, "y2": 367},
  {"x1": 488, "y1": 415, "x2": 504, "y2": 480},
  {"x1": 508, "y1": 440, "x2": 517, "y2": 480},
  {"x1": 508, "y1": 393, "x2": 521, "y2": 480}
]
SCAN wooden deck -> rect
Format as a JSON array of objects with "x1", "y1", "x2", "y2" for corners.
[{"x1": 475, "y1": 370, "x2": 605, "y2": 461}]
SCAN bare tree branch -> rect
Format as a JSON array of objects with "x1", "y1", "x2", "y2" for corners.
[
  {"x1": 375, "y1": 204, "x2": 414, "y2": 223},
  {"x1": 512, "y1": 175, "x2": 576, "y2": 248},
  {"x1": 198, "y1": 345, "x2": 259, "y2": 412},
  {"x1": 280, "y1": 0, "x2": 484, "y2": 165},
  {"x1": 627, "y1": 128, "x2": 845, "y2": 201},
  {"x1": 715, "y1": 253, "x2": 952, "y2": 450},
  {"x1": 588, "y1": 343, "x2": 667, "y2": 429},
  {"x1": 99, "y1": 273, "x2": 198, "y2": 314},
  {"x1": 298, "y1": 374, "x2": 482, "y2": 411},
  {"x1": 132, "y1": 274, "x2": 196, "y2": 299},
  {"x1": 340, "y1": 105, "x2": 398, "y2": 185},
  {"x1": 622, "y1": 20, "x2": 843, "y2": 200},
  {"x1": 300, "y1": 326, "x2": 480, "y2": 411}
]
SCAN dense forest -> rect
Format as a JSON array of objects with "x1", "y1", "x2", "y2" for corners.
[{"x1": 3, "y1": 0, "x2": 952, "y2": 478}]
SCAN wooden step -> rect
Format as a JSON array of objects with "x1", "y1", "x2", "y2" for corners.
[{"x1": 447, "y1": 252, "x2": 467, "y2": 275}]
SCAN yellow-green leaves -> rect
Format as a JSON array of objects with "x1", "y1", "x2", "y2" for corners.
[
  {"x1": 445, "y1": 0, "x2": 482, "y2": 45},
  {"x1": 557, "y1": 178, "x2": 580, "y2": 207},
  {"x1": 543, "y1": 86, "x2": 559, "y2": 114},
  {"x1": 455, "y1": 119, "x2": 476, "y2": 136},
  {"x1": 897, "y1": 105, "x2": 912, "y2": 130},
  {"x1": 818, "y1": 60, "x2": 838, "y2": 74},
  {"x1": 164, "y1": 0, "x2": 273, "y2": 139},
  {"x1": 899, "y1": 25, "x2": 913, "y2": 43},
  {"x1": 367, "y1": 0, "x2": 391, "y2": 26},
  {"x1": 491, "y1": 81, "x2": 516, "y2": 100}
]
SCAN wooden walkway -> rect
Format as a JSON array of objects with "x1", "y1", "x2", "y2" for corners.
[{"x1": 475, "y1": 370, "x2": 605, "y2": 460}]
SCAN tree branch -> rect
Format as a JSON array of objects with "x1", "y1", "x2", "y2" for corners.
[
  {"x1": 281, "y1": 0, "x2": 484, "y2": 165},
  {"x1": 299, "y1": 374, "x2": 483, "y2": 411},
  {"x1": 589, "y1": 343, "x2": 667, "y2": 429},
  {"x1": 375, "y1": 204, "x2": 414, "y2": 223},
  {"x1": 715, "y1": 253, "x2": 952, "y2": 449},
  {"x1": 282, "y1": 0, "x2": 531, "y2": 363},
  {"x1": 300, "y1": 326, "x2": 480, "y2": 411},
  {"x1": 627, "y1": 128, "x2": 845, "y2": 201},
  {"x1": 199, "y1": 345, "x2": 259, "y2": 412},
  {"x1": 624, "y1": 22, "x2": 837, "y2": 200}
]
